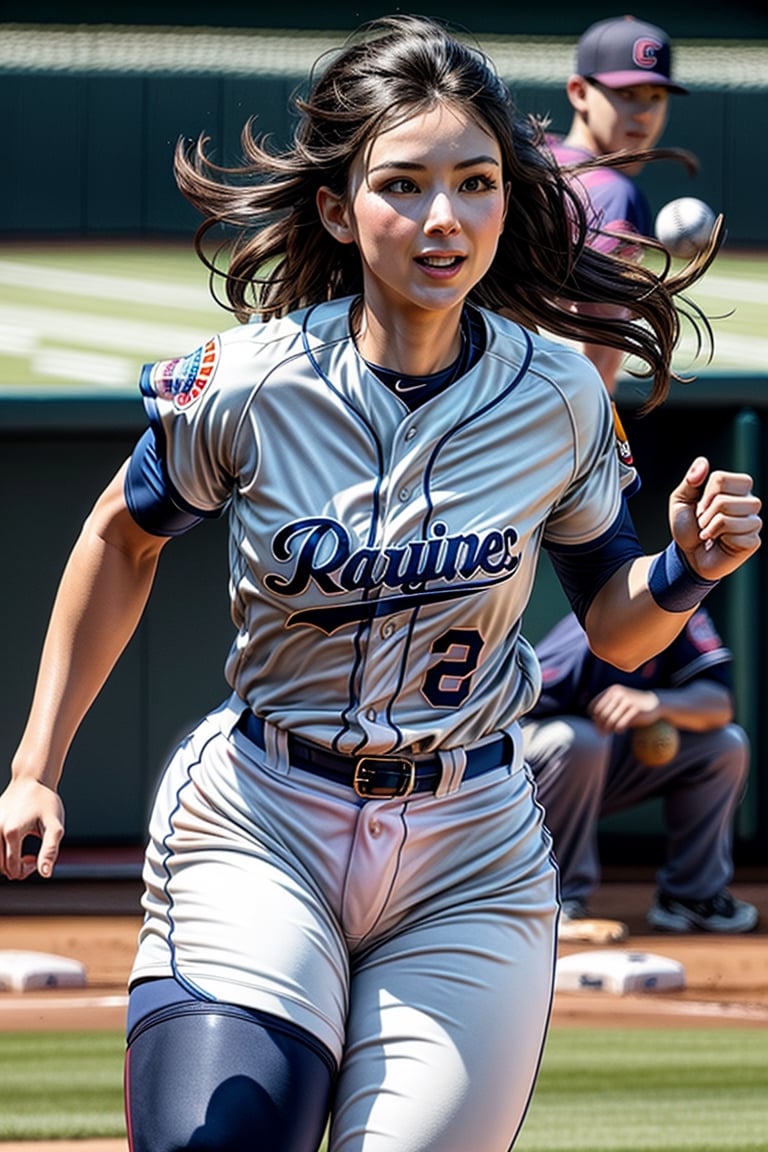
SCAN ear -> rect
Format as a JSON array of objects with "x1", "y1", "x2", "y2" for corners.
[
  {"x1": 316, "y1": 186, "x2": 356, "y2": 245},
  {"x1": 566, "y1": 74, "x2": 590, "y2": 113}
]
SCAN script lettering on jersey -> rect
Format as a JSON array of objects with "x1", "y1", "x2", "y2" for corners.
[{"x1": 264, "y1": 517, "x2": 521, "y2": 634}]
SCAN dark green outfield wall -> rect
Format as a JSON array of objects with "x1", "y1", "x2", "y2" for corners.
[
  {"x1": 0, "y1": 380, "x2": 766, "y2": 863},
  {"x1": 3, "y1": 1, "x2": 768, "y2": 36},
  {"x1": 2, "y1": 3, "x2": 768, "y2": 245},
  {"x1": 1, "y1": 71, "x2": 766, "y2": 245}
]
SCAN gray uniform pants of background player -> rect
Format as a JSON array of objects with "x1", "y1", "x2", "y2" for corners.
[
  {"x1": 521, "y1": 716, "x2": 749, "y2": 904},
  {"x1": 130, "y1": 698, "x2": 559, "y2": 1152}
]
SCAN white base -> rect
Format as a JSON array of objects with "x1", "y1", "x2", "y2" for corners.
[
  {"x1": 556, "y1": 949, "x2": 685, "y2": 995},
  {"x1": 0, "y1": 950, "x2": 87, "y2": 992}
]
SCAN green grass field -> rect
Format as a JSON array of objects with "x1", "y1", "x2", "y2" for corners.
[
  {"x1": 0, "y1": 241, "x2": 766, "y2": 393},
  {"x1": 517, "y1": 1028, "x2": 768, "y2": 1152},
  {"x1": 0, "y1": 1031, "x2": 124, "y2": 1141},
  {"x1": 0, "y1": 240, "x2": 225, "y2": 392},
  {"x1": 1, "y1": 1026, "x2": 766, "y2": 1148}
]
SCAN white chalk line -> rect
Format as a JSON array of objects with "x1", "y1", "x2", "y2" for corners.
[
  {"x1": 1, "y1": 993, "x2": 128, "y2": 1011},
  {"x1": 1, "y1": 260, "x2": 766, "y2": 385},
  {"x1": 0, "y1": 259, "x2": 219, "y2": 311},
  {"x1": 3, "y1": 991, "x2": 767, "y2": 1025}
]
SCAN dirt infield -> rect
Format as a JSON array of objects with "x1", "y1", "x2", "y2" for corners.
[
  {"x1": 1, "y1": 877, "x2": 767, "y2": 1151},
  {"x1": 0, "y1": 1145, "x2": 121, "y2": 1152},
  {"x1": 2, "y1": 877, "x2": 767, "y2": 1030}
]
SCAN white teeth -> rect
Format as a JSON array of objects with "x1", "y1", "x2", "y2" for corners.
[{"x1": 421, "y1": 255, "x2": 457, "y2": 266}]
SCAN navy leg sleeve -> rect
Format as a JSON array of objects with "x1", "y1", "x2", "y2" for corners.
[{"x1": 125, "y1": 984, "x2": 335, "y2": 1152}]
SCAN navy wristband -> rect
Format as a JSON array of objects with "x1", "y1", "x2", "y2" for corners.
[{"x1": 648, "y1": 541, "x2": 720, "y2": 613}]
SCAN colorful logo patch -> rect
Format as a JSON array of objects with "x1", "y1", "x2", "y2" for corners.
[
  {"x1": 688, "y1": 610, "x2": 722, "y2": 653},
  {"x1": 632, "y1": 36, "x2": 662, "y2": 70},
  {"x1": 150, "y1": 336, "x2": 220, "y2": 410},
  {"x1": 612, "y1": 402, "x2": 634, "y2": 468}
]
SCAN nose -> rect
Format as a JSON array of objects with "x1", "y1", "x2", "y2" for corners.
[
  {"x1": 631, "y1": 100, "x2": 655, "y2": 122},
  {"x1": 424, "y1": 190, "x2": 460, "y2": 234}
]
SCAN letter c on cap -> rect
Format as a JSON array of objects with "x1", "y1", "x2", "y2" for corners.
[{"x1": 633, "y1": 37, "x2": 662, "y2": 69}]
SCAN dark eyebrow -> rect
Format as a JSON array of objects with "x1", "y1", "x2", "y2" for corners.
[{"x1": 368, "y1": 155, "x2": 500, "y2": 175}]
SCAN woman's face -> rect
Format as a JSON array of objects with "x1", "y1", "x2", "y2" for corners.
[{"x1": 319, "y1": 102, "x2": 508, "y2": 323}]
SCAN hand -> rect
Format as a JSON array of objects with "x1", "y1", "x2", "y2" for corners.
[
  {"x1": 669, "y1": 457, "x2": 761, "y2": 580},
  {"x1": 589, "y1": 685, "x2": 660, "y2": 734},
  {"x1": 0, "y1": 778, "x2": 64, "y2": 880}
]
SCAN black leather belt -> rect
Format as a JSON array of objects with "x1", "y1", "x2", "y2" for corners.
[{"x1": 238, "y1": 713, "x2": 512, "y2": 799}]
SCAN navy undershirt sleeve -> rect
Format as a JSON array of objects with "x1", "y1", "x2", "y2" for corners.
[
  {"x1": 124, "y1": 427, "x2": 223, "y2": 536},
  {"x1": 546, "y1": 499, "x2": 644, "y2": 626}
]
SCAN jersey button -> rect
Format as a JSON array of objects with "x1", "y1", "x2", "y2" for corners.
[
  {"x1": 381, "y1": 621, "x2": 396, "y2": 638},
  {"x1": 405, "y1": 427, "x2": 417, "y2": 441},
  {"x1": 398, "y1": 487, "x2": 410, "y2": 502},
  {"x1": 369, "y1": 819, "x2": 382, "y2": 837},
  {"x1": 366, "y1": 708, "x2": 376, "y2": 722}
]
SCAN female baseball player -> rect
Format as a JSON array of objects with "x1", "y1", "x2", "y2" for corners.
[{"x1": 0, "y1": 15, "x2": 761, "y2": 1152}]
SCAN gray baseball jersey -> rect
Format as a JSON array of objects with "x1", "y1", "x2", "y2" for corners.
[{"x1": 136, "y1": 297, "x2": 632, "y2": 755}]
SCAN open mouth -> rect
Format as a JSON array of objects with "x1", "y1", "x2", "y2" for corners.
[{"x1": 416, "y1": 255, "x2": 464, "y2": 268}]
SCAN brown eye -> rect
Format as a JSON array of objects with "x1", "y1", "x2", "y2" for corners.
[
  {"x1": 461, "y1": 174, "x2": 496, "y2": 193},
  {"x1": 386, "y1": 178, "x2": 419, "y2": 194}
]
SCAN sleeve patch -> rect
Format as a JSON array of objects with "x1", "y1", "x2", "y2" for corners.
[
  {"x1": 687, "y1": 610, "x2": 726, "y2": 654},
  {"x1": 612, "y1": 403, "x2": 634, "y2": 468},
  {"x1": 146, "y1": 336, "x2": 220, "y2": 410}
]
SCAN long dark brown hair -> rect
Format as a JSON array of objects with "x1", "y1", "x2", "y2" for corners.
[{"x1": 174, "y1": 13, "x2": 722, "y2": 410}]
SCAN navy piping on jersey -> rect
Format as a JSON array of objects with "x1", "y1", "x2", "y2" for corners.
[
  {"x1": 302, "y1": 304, "x2": 518, "y2": 751},
  {"x1": 391, "y1": 315, "x2": 528, "y2": 739},
  {"x1": 159, "y1": 729, "x2": 222, "y2": 1003},
  {"x1": 388, "y1": 319, "x2": 532, "y2": 739},
  {"x1": 305, "y1": 306, "x2": 535, "y2": 749},
  {"x1": 299, "y1": 303, "x2": 485, "y2": 753},
  {"x1": 419, "y1": 317, "x2": 531, "y2": 528},
  {"x1": 301, "y1": 302, "x2": 391, "y2": 755},
  {"x1": 365, "y1": 308, "x2": 484, "y2": 410},
  {"x1": 363, "y1": 308, "x2": 487, "y2": 737},
  {"x1": 546, "y1": 497, "x2": 645, "y2": 626}
]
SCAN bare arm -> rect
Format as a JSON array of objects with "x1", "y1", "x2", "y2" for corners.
[
  {"x1": 570, "y1": 300, "x2": 633, "y2": 396},
  {"x1": 585, "y1": 456, "x2": 761, "y2": 669},
  {"x1": 0, "y1": 463, "x2": 170, "y2": 880},
  {"x1": 588, "y1": 679, "x2": 733, "y2": 734},
  {"x1": 579, "y1": 340, "x2": 624, "y2": 395}
]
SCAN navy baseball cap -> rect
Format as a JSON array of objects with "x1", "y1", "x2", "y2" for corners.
[{"x1": 576, "y1": 15, "x2": 688, "y2": 94}]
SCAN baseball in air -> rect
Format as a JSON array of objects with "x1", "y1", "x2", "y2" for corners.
[
  {"x1": 654, "y1": 197, "x2": 717, "y2": 259},
  {"x1": 631, "y1": 719, "x2": 680, "y2": 767}
]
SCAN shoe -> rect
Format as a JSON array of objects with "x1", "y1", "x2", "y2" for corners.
[
  {"x1": 647, "y1": 889, "x2": 759, "y2": 934},
  {"x1": 560, "y1": 898, "x2": 589, "y2": 924},
  {"x1": 558, "y1": 897, "x2": 629, "y2": 942}
]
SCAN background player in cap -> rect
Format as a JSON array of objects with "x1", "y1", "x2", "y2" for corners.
[
  {"x1": 0, "y1": 15, "x2": 761, "y2": 1152},
  {"x1": 547, "y1": 14, "x2": 691, "y2": 393}
]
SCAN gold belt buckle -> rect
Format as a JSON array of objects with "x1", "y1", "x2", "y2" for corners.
[{"x1": 352, "y1": 756, "x2": 416, "y2": 799}]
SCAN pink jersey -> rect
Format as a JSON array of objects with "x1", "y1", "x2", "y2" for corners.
[{"x1": 547, "y1": 136, "x2": 651, "y2": 256}]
